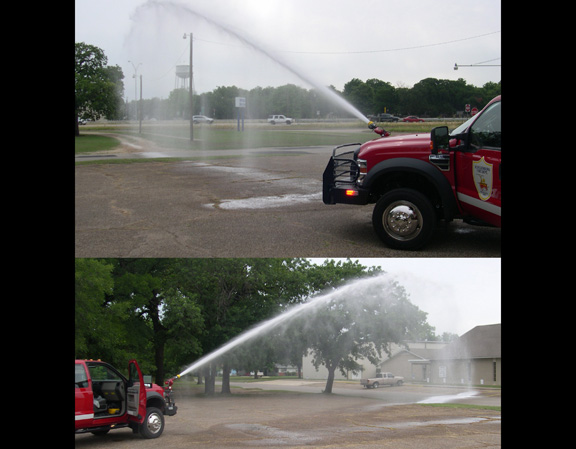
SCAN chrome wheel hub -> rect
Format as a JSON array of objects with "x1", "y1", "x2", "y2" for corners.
[
  {"x1": 146, "y1": 413, "x2": 162, "y2": 434},
  {"x1": 383, "y1": 202, "x2": 422, "y2": 240}
]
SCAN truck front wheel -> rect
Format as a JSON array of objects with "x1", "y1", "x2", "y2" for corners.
[
  {"x1": 139, "y1": 407, "x2": 164, "y2": 439},
  {"x1": 372, "y1": 188, "x2": 435, "y2": 250}
]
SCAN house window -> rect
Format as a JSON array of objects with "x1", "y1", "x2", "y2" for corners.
[{"x1": 438, "y1": 366, "x2": 446, "y2": 378}]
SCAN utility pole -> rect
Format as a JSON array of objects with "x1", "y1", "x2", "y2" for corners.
[
  {"x1": 183, "y1": 33, "x2": 194, "y2": 141},
  {"x1": 139, "y1": 74, "x2": 143, "y2": 134},
  {"x1": 128, "y1": 60, "x2": 142, "y2": 121}
]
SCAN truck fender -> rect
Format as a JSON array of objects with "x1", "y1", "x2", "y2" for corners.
[
  {"x1": 364, "y1": 157, "x2": 458, "y2": 220},
  {"x1": 146, "y1": 391, "x2": 166, "y2": 411}
]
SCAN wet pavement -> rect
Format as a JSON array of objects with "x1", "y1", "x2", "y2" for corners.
[
  {"x1": 75, "y1": 146, "x2": 501, "y2": 258},
  {"x1": 74, "y1": 383, "x2": 501, "y2": 448}
]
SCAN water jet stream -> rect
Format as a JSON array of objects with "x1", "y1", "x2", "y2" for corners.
[
  {"x1": 133, "y1": 0, "x2": 370, "y2": 123},
  {"x1": 176, "y1": 274, "x2": 391, "y2": 378}
]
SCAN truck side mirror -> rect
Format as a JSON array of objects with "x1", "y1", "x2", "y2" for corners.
[{"x1": 430, "y1": 126, "x2": 449, "y2": 154}]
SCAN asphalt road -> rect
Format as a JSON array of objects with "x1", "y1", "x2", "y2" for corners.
[
  {"x1": 74, "y1": 383, "x2": 501, "y2": 448},
  {"x1": 75, "y1": 144, "x2": 500, "y2": 258}
]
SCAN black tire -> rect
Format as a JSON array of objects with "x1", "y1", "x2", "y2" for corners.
[
  {"x1": 139, "y1": 407, "x2": 164, "y2": 439},
  {"x1": 372, "y1": 188, "x2": 436, "y2": 250},
  {"x1": 372, "y1": 382, "x2": 379, "y2": 389}
]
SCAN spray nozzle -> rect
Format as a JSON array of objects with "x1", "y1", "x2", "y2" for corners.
[
  {"x1": 367, "y1": 121, "x2": 390, "y2": 137},
  {"x1": 165, "y1": 374, "x2": 181, "y2": 387}
]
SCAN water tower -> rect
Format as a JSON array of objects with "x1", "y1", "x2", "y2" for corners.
[{"x1": 175, "y1": 65, "x2": 190, "y2": 90}]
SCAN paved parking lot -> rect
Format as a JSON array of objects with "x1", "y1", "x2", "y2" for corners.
[
  {"x1": 74, "y1": 384, "x2": 501, "y2": 448},
  {"x1": 75, "y1": 147, "x2": 501, "y2": 258}
]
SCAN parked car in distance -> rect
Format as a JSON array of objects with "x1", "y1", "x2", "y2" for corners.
[
  {"x1": 360, "y1": 372, "x2": 404, "y2": 388},
  {"x1": 267, "y1": 115, "x2": 294, "y2": 124},
  {"x1": 193, "y1": 115, "x2": 214, "y2": 124},
  {"x1": 402, "y1": 116, "x2": 425, "y2": 122},
  {"x1": 368, "y1": 113, "x2": 400, "y2": 122}
]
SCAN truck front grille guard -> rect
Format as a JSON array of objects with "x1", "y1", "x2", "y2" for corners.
[{"x1": 331, "y1": 143, "x2": 361, "y2": 184}]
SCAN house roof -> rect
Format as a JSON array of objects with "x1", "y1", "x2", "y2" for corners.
[{"x1": 432, "y1": 323, "x2": 501, "y2": 360}]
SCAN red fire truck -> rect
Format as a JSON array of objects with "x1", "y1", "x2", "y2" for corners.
[
  {"x1": 75, "y1": 359, "x2": 177, "y2": 439},
  {"x1": 322, "y1": 95, "x2": 501, "y2": 250}
]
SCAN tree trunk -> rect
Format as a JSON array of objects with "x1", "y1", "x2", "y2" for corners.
[
  {"x1": 204, "y1": 362, "x2": 216, "y2": 396},
  {"x1": 221, "y1": 361, "x2": 231, "y2": 395},
  {"x1": 324, "y1": 364, "x2": 336, "y2": 394},
  {"x1": 154, "y1": 343, "x2": 165, "y2": 385}
]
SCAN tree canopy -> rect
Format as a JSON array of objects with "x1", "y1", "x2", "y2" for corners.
[
  {"x1": 75, "y1": 42, "x2": 124, "y2": 135},
  {"x1": 75, "y1": 41, "x2": 500, "y2": 126},
  {"x1": 76, "y1": 258, "x2": 441, "y2": 395}
]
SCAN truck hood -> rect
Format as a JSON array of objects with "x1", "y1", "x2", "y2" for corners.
[{"x1": 358, "y1": 133, "x2": 430, "y2": 160}]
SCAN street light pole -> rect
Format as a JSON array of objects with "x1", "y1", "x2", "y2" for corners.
[
  {"x1": 128, "y1": 60, "x2": 142, "y2": 120},
  {"x1": 183, "y1": 33, "x2": 194, "y2": 141},
  {"x1": 139, "y1": 74, "x2": 143, "y2": 134}
]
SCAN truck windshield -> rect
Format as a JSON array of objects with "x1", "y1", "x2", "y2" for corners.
[{"x1": 450, "y1": 115, "x2": 476, "y2": 136}]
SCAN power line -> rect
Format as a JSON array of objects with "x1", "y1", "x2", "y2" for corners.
[{"x1": 195, "y1": 30, "x2": 500, "y2": 55}]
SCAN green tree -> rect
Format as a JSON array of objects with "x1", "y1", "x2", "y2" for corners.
[
  {"x1": 343, "y1": 78, "x2": 374, "y2": 115},
  {"x1": 75, "y1": 259, "x2": 121, "y2": 360},
  {"x1": 366, "y1": 79, "x2": 397, "y2": 114},
  {"x1": 294, "y1": 260, "x2": 431, "y2": 393},
  {"x1": 75, "y1": 258, "x2": 438, "y2": 396},
  {"x1": 162, "y1": 286, "x2": 204, "y2": 377},
  {"x1": 173, "y1": 258, "x2": 313, "y2": 394},
  {"x1": 75, "y1": 42, "x2": 124, "y2": 135}
]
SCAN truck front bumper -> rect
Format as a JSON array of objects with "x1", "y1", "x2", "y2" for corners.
[
  {"x1": 322, "y1": 149, "x2": 369, "y2": 205},
  {"x1": 165, "y1": 403, "x2": 178, "y2": 416}
]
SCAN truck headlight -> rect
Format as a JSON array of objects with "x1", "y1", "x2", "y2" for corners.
[{"x1": 357, "y1": 159, "x2": 367, "y2": 185}]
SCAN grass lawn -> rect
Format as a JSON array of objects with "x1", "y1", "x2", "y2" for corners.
[
  {"x1": 75, "y1": 134, "x2": 121, "y2": 153},
  {"x1": 75, "y1": 119, "x2": 464, "y2": 154}
]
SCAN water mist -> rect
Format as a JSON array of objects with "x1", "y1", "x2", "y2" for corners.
[
  {"x1": 175, "y1": 273, "x2": 396, "y2": 378},
  {"x1": 130, "y1": 0, "x2": 370, "y2": 123}
]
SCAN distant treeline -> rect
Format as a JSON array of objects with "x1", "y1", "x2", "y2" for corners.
[{"x1": 123, "y1": 77, "x2": 501, "y2": 121}]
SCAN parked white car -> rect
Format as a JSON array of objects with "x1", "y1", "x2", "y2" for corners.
[
  {"x1": 193, "y1": 115, "x2": 214, "y2": 124},
  {"x1": 267, "y1": 115, "x2": 293, "y2": 125}
]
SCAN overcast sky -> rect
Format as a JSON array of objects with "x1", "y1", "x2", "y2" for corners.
[
  {"x1": 308, "y1": 258, "x2": 501, "y2": 337},
  {"x1": 75, "y1": 0, "x2": 501, "y2": 100}
]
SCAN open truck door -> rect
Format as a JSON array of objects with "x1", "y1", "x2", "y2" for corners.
[{"x1": 126, "y1": 360, "x2": 147, "y2": 423}]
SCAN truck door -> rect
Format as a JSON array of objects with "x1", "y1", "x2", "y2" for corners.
[
  {"x1": 126, "y1": 360, "x2": 147, "y2": 424},
  {"x1": 455, "y1": 99, "x2": 501, "y2": 226},
  {"x1": 75, "y1": 362, "x2": 94, "y2": 425}
]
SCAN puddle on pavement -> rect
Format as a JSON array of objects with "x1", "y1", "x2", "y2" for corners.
[
  {"x1": 137, "y1": 152, "x2": 173, "y2": 158},
  {"x1": 207, "y1": 193, "x2": 322, "y2": 210},
  {"x1": 224, "y1": 415, "x2": 500, "y2": 446},
  {"x1": 417, "y1": 390, "x2": 479, "y2": 404}
]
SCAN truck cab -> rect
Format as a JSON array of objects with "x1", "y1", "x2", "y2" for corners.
[{"x1": 322, "y1": 95, "x2": 501, "y2": 250}]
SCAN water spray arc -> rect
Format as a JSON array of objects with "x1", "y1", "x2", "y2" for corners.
[
  {"x1": 136, "y1": 0, "x2": 370, "y2": 124},
  {"x1": 172, "y1": 274, "x2": 393, "y2": 380}
]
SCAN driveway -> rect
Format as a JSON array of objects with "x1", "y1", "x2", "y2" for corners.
[{"x1": 75, "y1": 144, "x2": 501, "y2": 257}]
